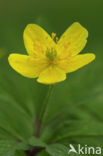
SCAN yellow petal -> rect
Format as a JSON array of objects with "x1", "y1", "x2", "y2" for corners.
[
  {"x1": 37, "y1": 66, "x2": 66, "y2": 84},
  {"x1": 23, "y1": 24, "x2": 56, "y2": 56},
  {"x1": 59, "y1": 54, "x2": 95, "y2": 73},
  {"x1": 57, "y1": 22, "x2": 88, "y2": 58},
  {"x1": 8, "y1": 54, "x2": 48, "y2": 78}
]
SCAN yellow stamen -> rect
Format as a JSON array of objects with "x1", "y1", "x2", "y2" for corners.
[
  {"x1": 56, "y1": 37, "x2": 59, "y2": 43},
  {"x1": 51, "y1": 32, "x2": 56, "y2": 40}
]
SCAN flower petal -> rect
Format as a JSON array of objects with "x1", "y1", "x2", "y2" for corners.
[
  {"x1": 23, "y1": 24, "x2": 56, "y2": 56},
  {"x1": 57, "y1": 22, "x2": 88, "y2": 57},
  {"x1": 37, "y1": 66, "x2": 66, "y2": 84},
  {"x1": 8, "y1": 54, "x2": 48, "y2": 78},
  {"x1": 59, "y1": 54, "x2": 95, "y2": 73}
]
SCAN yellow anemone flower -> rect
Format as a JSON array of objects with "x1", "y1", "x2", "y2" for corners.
[{"x1": 8, "y1": 22, "x2": 95, "y2": 84}]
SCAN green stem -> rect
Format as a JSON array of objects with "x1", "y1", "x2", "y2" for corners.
[{"x1": 37, "y1": 85, "x2": 54, "y2": 137}]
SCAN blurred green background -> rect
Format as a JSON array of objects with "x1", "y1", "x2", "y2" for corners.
[{"x1": 0, "y1": 0, "x2": 103, "y2": 156}]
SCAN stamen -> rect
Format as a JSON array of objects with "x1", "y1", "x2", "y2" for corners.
[
  {"x1": 56, "y1": 37, "x2": 59, "y2": 43},
  {"x1": 46, "y1": 48, "x2": 57, "y2": 61},
  {"x1": 51, "y1": 32, "x2": 59, "y2": 43},
  {"x1": 51, "y1": 32, "x2": 56, "y2": 40}
]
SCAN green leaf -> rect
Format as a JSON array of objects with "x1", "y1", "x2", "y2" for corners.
[
  {"x1": 0, "y1": 58, "x2": 48, "y2": 141},
  {"x1": 0, "y1": 139, "x2": 17, "y2": 156},
  {"x1": 0, "y1": 94, "x2": 33, "y2": 141},
  {"x1": 14, "y1": 150, "x2": 27, "y2": 156},
  {"x1": 46, "y1": 144, "x2": 69, "y2": 156},
  {"x1": 16, "y1": 142, "x2": 30, "y2": 151},
  {"x1": 0, "y1": 139, "x2": 31, "y2": 156},
  {"x1": 48, "y1": 120, "x2": 103, "y2": 143},
  {"x1": 29, "y1": 136, "x2": 46, "y2": 147},
  {"x1": 46, "y1": 144, "x2": 81, "y2": 156},
  {"x1": 37, "y1": 150, "x2": 49, "y2": 156}
]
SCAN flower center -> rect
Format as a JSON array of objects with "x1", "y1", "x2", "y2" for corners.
[
  {"x1": 46, "y1": 48, "x2": 57, "y2": 61},
  {"x1": 46, "y1": 32, "x2": 59, "y2": 61}
]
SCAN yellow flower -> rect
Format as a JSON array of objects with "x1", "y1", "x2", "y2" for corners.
[{"x1": 8, "y1": 22, "x2": 95, "y2": 84}]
